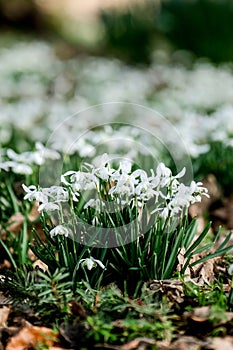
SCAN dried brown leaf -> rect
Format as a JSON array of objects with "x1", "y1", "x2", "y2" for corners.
[
  {"x1": 192, "y1": 258, "x2": 217, "y2": 285},
  {"x1": 28, "y1": 203, "x2": 40, "y2": 222},
  {"x1": 190, "y1": 306, "x2": 210, "y2": 322},
  {"x1": 210, "y1": 336, "x2": 233, "y2": 350},
  {"x1": 6, "y1": 212, "x2": 24, "y2": 235},
  {"x1": 169, "y1": 336, "x2": 205, "y2": 350},
  {"x1": 120, "y1": 337, "x2": 156, "y2": 350},
  {"x1": 32, "y1": 259, "x2": 48, "y2": 271},
  {"x1": 149, "y1": 279, "x2": 184, "y2": 303},
  {"x1": 0, "y1": 259, "x2": 11, "y2": 270},
  {"x1": 5, "y1": 326, "x2": 59, "y2": 350},
  {"x1": 0, "y1": 306, "x2": 11, "y2": 326}
]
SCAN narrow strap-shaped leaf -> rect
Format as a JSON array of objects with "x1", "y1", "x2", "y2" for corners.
[
  {"x1": 163, "y1": 227, "x2": 184, "y2": 279},
  {"x1": 218, "y1": 231, "x2": 233, "y2": 251},
  {"x1": 0, "y1": 238, "x2": 17, "y2": 270},
  {"x1": 184, "y1": 222, "x2": 211, "y2": 258},
  {"x1": 190, "y1": 244, "x2": 233, "y2": 267},
  {"x1": 191, "y1": 242, "x2": 213, "y2": 256},
  {"x1": 183, "y1": 219, "x2": 198, "y2": 249}
]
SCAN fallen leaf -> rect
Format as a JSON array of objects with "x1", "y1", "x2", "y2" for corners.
[
  {"x1": 0, "y1": 326, "x2": 19, "y2": 349},
  {"x1": 0, "y1": 306, "x2": 11, "y2": 326},
  {"x1": 169, "y1": 335, "x2": 206, "y2": 350},
  {"x1": 0, "y1": 259, "x2": 11, "y2": 270},
  {"x1": 120, "y1": 337, "x2": 156, "y2": 350},
  {"x1": 211, "y1": 336, "x2": 233, "y2": 350},
  {"x1": 28, "y1": 203, "x2": 40, "y2": 222},
  {"x1": 149, "y1": 279, "x2": 184, "y2": 304},
  {"x1": 5, "y1": 326, "x2": 59, "y2": 350},
  {"x1": 192, "y1": 258, "x2": 217, "y2": 285},
  {"x1": 189, "y1": 306, "x2": 210, "y2": 322},
  {"x1": 5, "y1": 203, "x2": 40, "y2": 236},
  {"x1": 33, "y1": 259, "x2": 48, "y2": 271},
  {"x1": 6, "y1": 213, "x2": 24, "y2": 235}
]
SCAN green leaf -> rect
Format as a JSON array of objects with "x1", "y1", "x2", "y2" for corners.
[
  {"x1": 163, "y1": 227, "x2": 184, "y2": 279},
  {"x1": 182, "y1": 219, "x2": 198, "y2": 249},
  {"x1": 184, "y1": 222, "x2": 211, "y2": 259},
  {"x1": 191, "y1": 244, "x2": 233, "y2": 267},
  {"x1": 218, "y1": 230, "x2": 232, "y2": 251}
]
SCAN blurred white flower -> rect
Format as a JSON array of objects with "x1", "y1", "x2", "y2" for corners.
[
  {"x1": 38, "y1": 202, "x2": 59, "y2": 212},
  {"x1": 0, "y1": 161, "x2": 33, "y2": 175},
  {"x1": 33, "y1": 142, "x2": 60, "y2": 165},
  {"x1": 228, "y1": 264, "x2": 233, "y2": 276},
  {"x1": 50, "y1": 225, "x2": 71, "y2": 238}
]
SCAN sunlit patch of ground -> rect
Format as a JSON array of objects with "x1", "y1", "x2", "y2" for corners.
[{"x1": 36, "y1": 0, "x2": 149, "y2": 20}]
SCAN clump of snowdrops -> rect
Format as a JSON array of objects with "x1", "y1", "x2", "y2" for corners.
[{"x1": 21, "y1": 153, "x2": 231, "y2": 294}]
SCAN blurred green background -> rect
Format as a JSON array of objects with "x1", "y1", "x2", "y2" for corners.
[
  {"x1": 1, "y1": 0, "x2": 233, "y2": 201},
  {"x1": 0, "y1": 0, "x2": 233, "y2": 64}
]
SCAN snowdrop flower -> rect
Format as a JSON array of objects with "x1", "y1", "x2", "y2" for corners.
[
  {"x1": 156, "y1": 163, "x2": 186, "y2": 187},
  {"x1": 73, "y1": 171, "x2": 97, "y2": 191},
  {"x1": 22, "y1": 184, "x2": 47, "y2": 202},
  {"x1": 94, "y1": 165, "x2": 113, "y2": 181},
  {"x1": 61, "y1": 170, "x2": 76, "y2": 186},
  {"x1": 164, "y1": 184, "x2": 194, "y2": 217},
  {"x1": 23, "y1": 184, "x2": 69, "y2": 213},
  {"x1": 84, "y1": 198, "x2": 105, "y2": 211},
  {"x1": 38, "y1": 202, "x2": 59, "y2": 212},
  {"x1": 7, "y1": 149, "x2": 37, "y2": 167},
  {"x1": 135, "y1": 181, "x2": 158, "y2": 201},
  {"x1": 68, "y1": 138, "x2": 96, "y2": 157},
  {"x1": 42, "y1": 186, "x2": 69, "y2": 202},
  {"x1": 61, "y1": 170, "x2": 98, "y2": 192},
  {"x1": 37, "y1": 186, "x2": 69, "y2": 212},
  {"x1": 80, "y1": 256, "x2": 106, "y2": 271},
  {"x1": 50, "y1": 225, "x2": 71, "y2": 238},
  {"x1": 108, "y1": 172, "x2": 137, "y2": 199},
  {"x1": 32, "y1": 142, "x2": 60, "y2": 165},
  {"x1": 93, "y1": 156, "x2": 115, "y2": 181},
  {"x1": 7, "y1": 149, "x2": 27, "y2": 163},
  {"x1": 119, "y1": 160, "x2": 132, "y2": 174},
  {"x1": 134, "y1": 170, "x2": 158, "y2": 201},
  {"x1": 189, "y1": 181, "x2": 209, "y2": 202},
  {"x1": 3, "y1": 144, "x2": 59, "y2": 174},
  {"x1": 0, "y1": 161, "x2": 10, "y2": 172},
  {"x1": 0, "y1": 161, "x2": 33, "y2": 175},
  {"x1": 110, "y1": 160, "x2": 132, "y2": 182},
  {"x1": 157, "y1": 163, "x2": 172, "y2": 178},
  {"x1": 150, "y1": 174, "x2": 209, "y2": 219},
  {"x1": 2, "y1": 148, "x2": 33, "y2": 174},
  {"x1": 10, "y1": 162, "x2": 33, "y2": 175}
]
